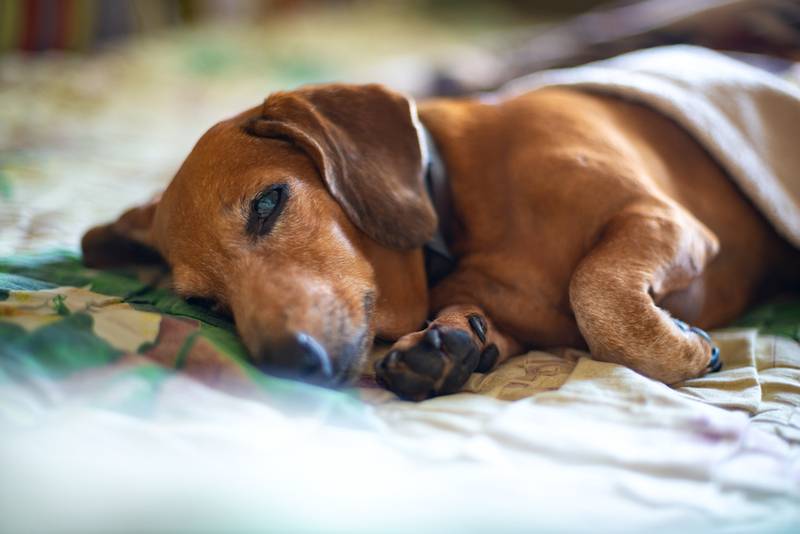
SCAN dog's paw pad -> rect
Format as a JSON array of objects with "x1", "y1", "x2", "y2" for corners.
[{"x1": 375, "y1": 327, "x2": 481, "y2": 401}]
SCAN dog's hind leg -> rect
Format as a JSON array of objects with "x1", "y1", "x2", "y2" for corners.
[
  {"x1": 374, "y1": 304, "x2": 523, "y2": 400},
  {"x1": 569, "y1": 203, "x2": 721, "y2": 384}
]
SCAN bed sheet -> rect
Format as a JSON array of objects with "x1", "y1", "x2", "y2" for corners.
[
  {"x1": 1, "y1": 18, "x2": 799, "y2": 534},
  {"x1": 2, "y1": 254, "x2": 799, "y2": 532}
]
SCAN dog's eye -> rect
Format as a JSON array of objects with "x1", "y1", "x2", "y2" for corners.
[
  {"x1": 247, "y1": 184, "x2": 287, "y2": 237},
  {"x1": 256, "y1": 188, "x2": 280, "y2": 217}
]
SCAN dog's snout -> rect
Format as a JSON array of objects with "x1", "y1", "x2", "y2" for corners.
[{"x1": 258, "y1": 332, "x2": 333, "y2": 384}]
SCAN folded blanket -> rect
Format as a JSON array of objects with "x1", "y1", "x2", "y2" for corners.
[{"x1": 499, "y1": 45, "x2": 800, "y2": 249}]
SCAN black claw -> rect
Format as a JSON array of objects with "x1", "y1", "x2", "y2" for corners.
[
  {"x1": 708, "y1": 345, "x2": 722, "y2": 372},
  {"x1": 424, "y1": 328, "x2": 442, "y2": 350},
  {"x1": 476, "y1": 343, "x2": 499, "y2": 373},
  {"x1": 685, "y1": 324, "x2": 723, "y2": 373},
  {"x1": 468, "y1": 314, "x2": 487, "y2": 344}
]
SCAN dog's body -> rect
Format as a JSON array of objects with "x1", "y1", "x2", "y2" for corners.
[
  {"x1": 389, "y1": 88, "x2": 795, "y2": 396},
  {"x1": 83, "y1": 82, "x2": 798, "y2": 400}
]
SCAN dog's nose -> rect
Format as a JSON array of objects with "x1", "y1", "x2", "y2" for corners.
[{"x1": 258, "y1": 332, "x2": 334, "y2": 384}]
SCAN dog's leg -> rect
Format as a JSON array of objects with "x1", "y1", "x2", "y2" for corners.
[
  {"x1": 569, "y1": 205, "x2": 721, "y2": 384},
  {"x1": 375, "y1": 304, "x2": 522, "y2": 400}
]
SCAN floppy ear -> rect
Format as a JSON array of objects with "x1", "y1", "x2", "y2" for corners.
[
  {"x1": 81, "y1": 194, "x2": 164, "y2": 268},
  {"x1": 245, "y1": 83, "x2": 437, "y2": 250}
]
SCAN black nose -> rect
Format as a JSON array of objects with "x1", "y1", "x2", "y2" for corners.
[{"x1": 258, "y1": 332, "x2": 333, "y2": 384}]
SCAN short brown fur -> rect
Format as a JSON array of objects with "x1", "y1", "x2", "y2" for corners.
[{"x1": 83, "y1": 83, "x2": 798, "y2": 399}]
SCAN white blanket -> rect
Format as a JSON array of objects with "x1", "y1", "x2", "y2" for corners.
[
  {"x1": 499, "y1": 45, "x2": 800, "y2": 248},
  {"x1": 3, "y1": 326, "x2": 800, "y2": 533}
]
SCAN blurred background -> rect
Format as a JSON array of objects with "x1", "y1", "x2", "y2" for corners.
[
  {"x1": 1, "y1": 1, "x2": 601, "y2": 54},
  {"x1": 1, "y1": 0, "x2": 799, "y2": 255}
]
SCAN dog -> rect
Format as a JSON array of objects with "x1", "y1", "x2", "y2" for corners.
[{"x1": 82, "y1": 81, "x2": 799, "y2": 400}]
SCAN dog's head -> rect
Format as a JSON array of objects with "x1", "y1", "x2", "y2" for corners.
[{"x1": 82, "y1": 83, "x2": 437, "y2": 385}]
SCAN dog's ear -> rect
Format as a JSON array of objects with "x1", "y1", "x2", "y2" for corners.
[
  {"x1": 81, "y1": 194, "x2": 164, "y2": 268},
  {"x1": 246, "y1": 83, "x2": 437, "y2": 250}
]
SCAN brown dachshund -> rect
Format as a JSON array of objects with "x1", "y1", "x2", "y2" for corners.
[{"x1": 82, "y1": 83, "x2": 799, "y2": 400}]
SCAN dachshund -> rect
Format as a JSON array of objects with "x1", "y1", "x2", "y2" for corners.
[{"x1": 82, "y1": 83, "x2": 798, "y2": 400}]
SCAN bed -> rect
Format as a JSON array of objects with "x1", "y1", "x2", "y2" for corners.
[{"x1": 1, "y1": 8, "x2": 799, "y2": 533}]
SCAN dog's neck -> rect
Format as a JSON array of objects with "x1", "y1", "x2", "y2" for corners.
[
  {"x1": 363, "y1": 121, "x2": 456, "y2": 339},
  {"x1": 418, "y1": 123, "x2": 456, "y2": 286}
]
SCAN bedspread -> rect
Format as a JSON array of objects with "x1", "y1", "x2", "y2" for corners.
[
  {"x1": 2, "y1": 255, "x2": 799, "y2": 532},
  {"x1": 1, "y1": 19, "x2": 799, "y2": 534}
]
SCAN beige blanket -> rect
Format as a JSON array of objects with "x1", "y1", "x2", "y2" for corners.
[{"x1": 500, "y1": 45, "x2": 800, "y2": 249}]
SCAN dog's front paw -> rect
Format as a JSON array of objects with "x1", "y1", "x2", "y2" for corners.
[{"x1": 375, "y1": 323, "x2": 495, "y2": 401}]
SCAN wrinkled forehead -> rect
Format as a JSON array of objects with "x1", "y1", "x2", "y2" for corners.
[
  {"x1": 165, "y1": 117, "x2": 266, "y2": 206},
  {"x1": 150, "y1": 115, "x2": 322, "y2": 291}
]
